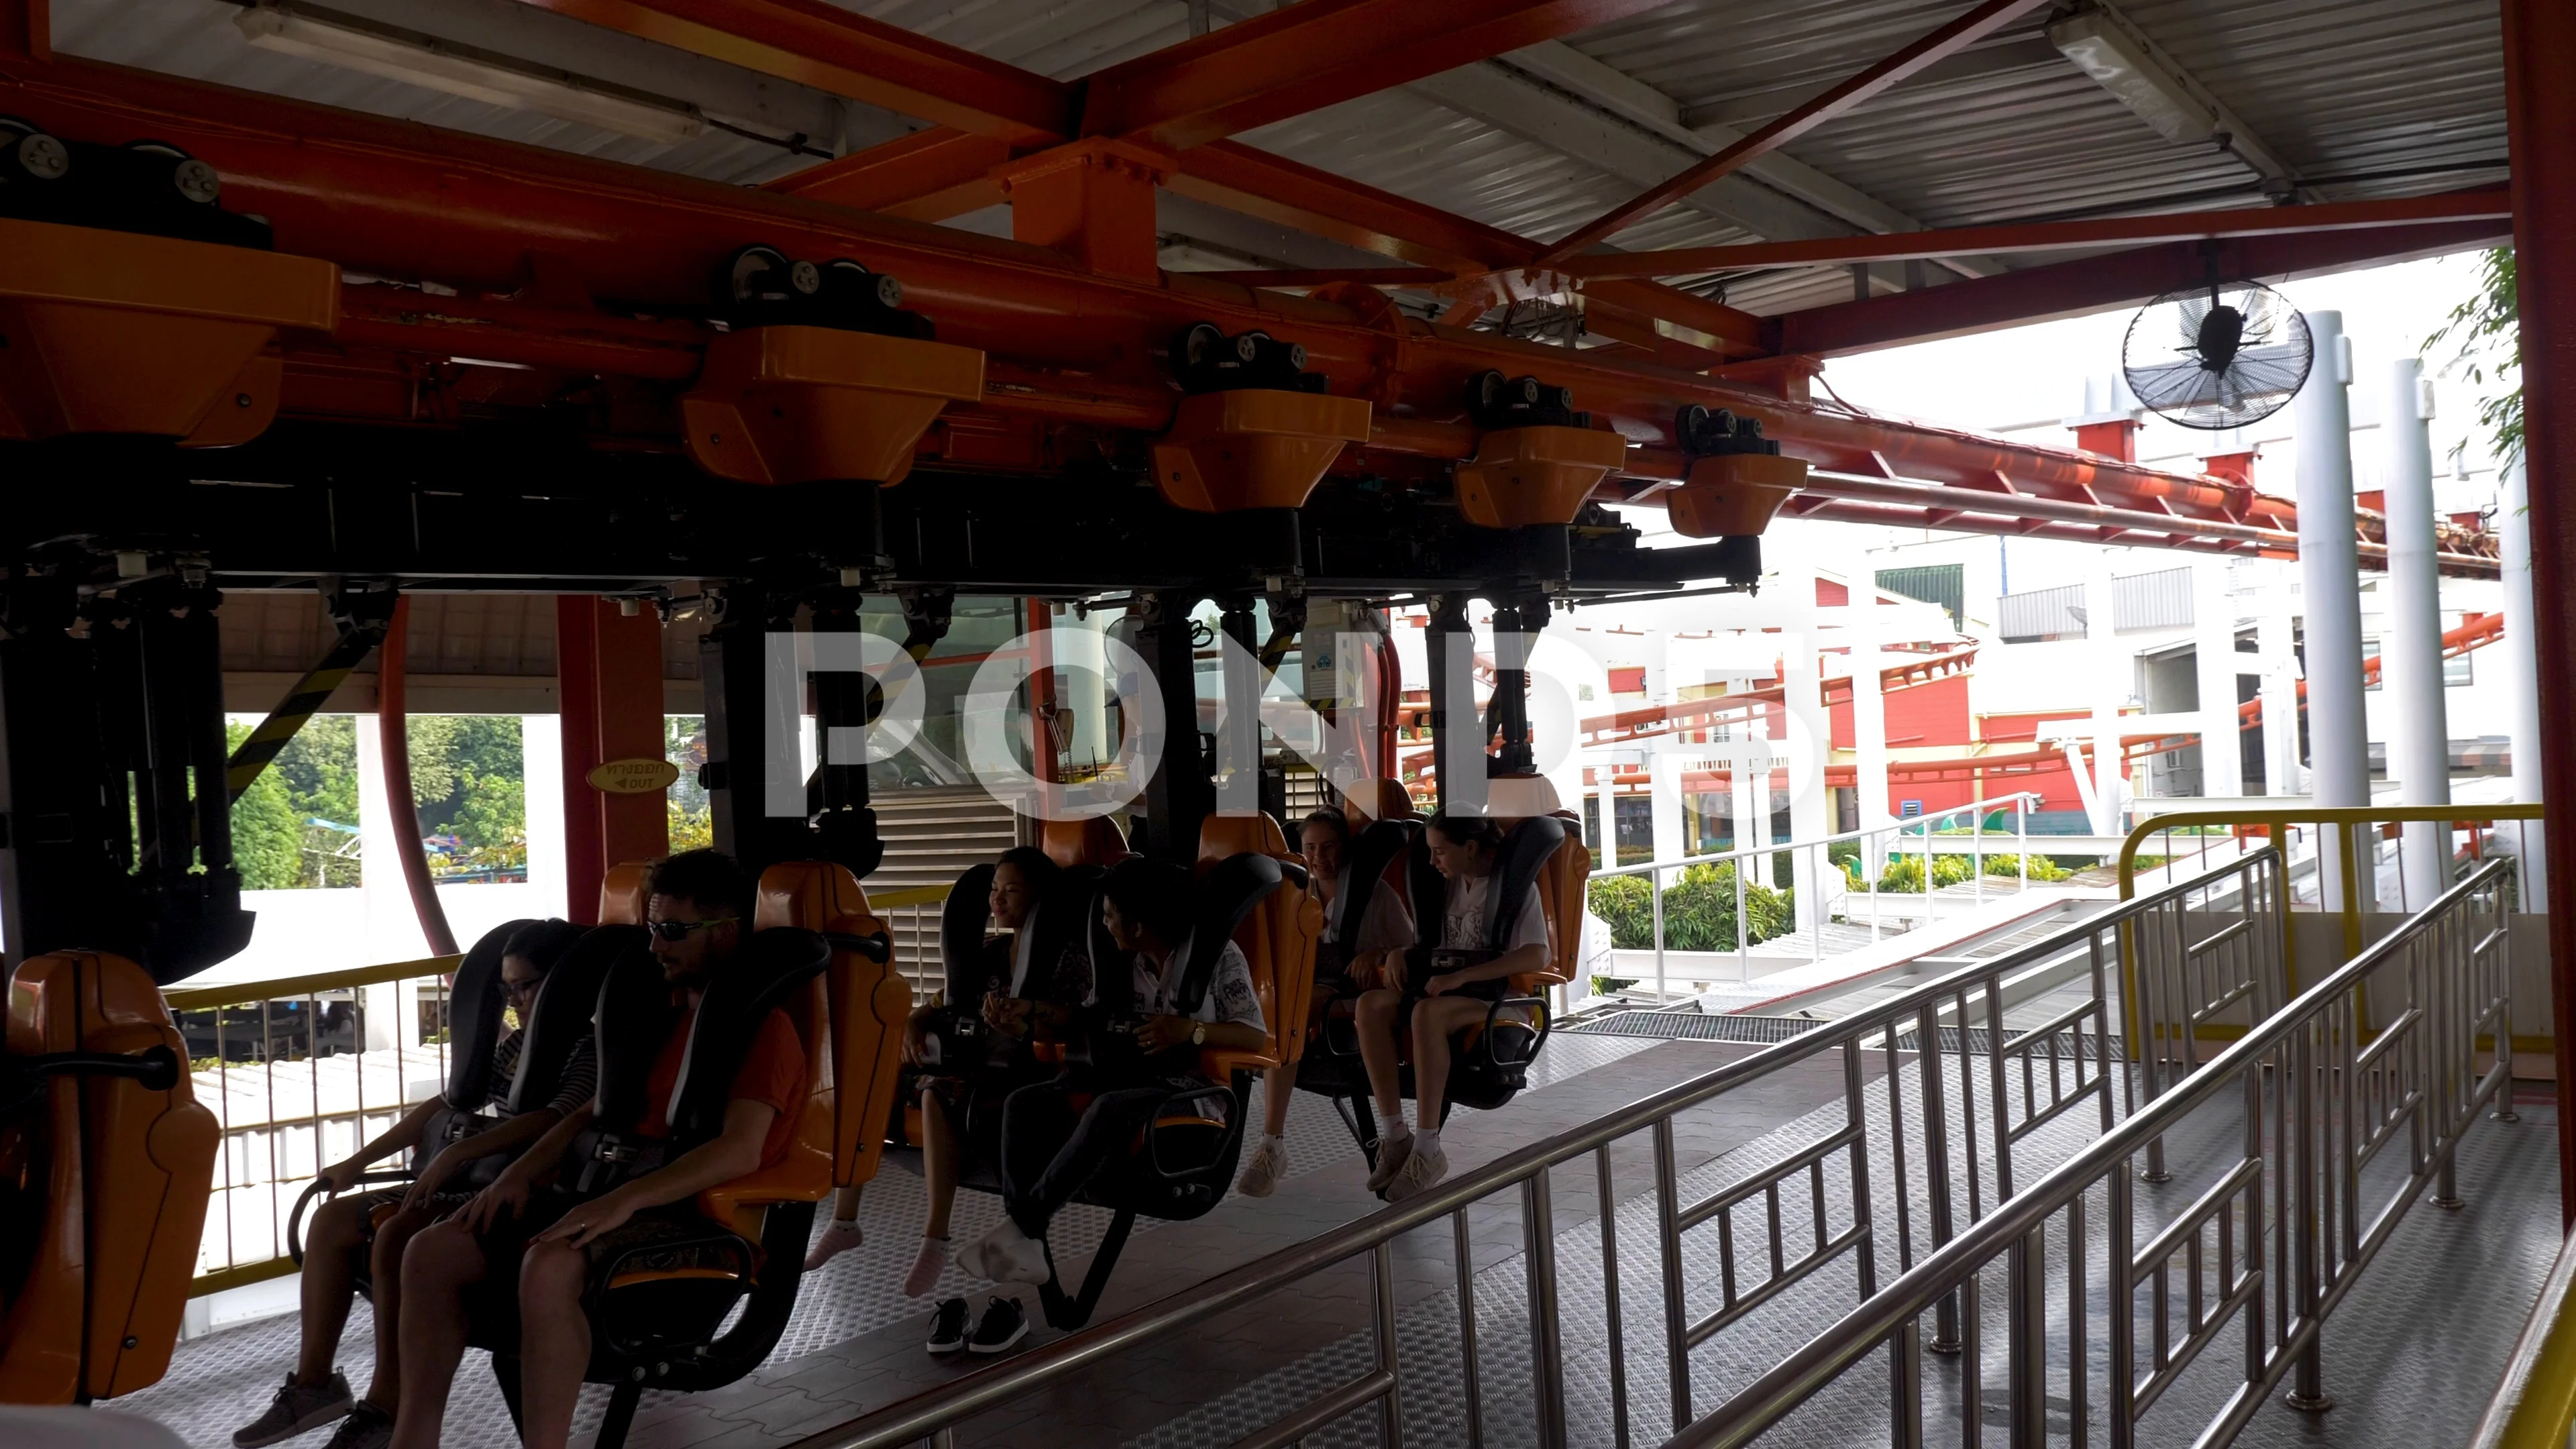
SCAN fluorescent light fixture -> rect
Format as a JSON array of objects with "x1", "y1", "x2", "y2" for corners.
[
  {"x1": 235, "y1": 1, "x2": 706, "y2": 144},
  {"x1": 2047, "y1": 9, "x2": 2216, "y2": 146}
]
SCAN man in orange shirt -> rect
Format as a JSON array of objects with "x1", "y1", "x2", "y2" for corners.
[{"x1": 388, "y1": 851, "x2": 808, "y2": 1449}]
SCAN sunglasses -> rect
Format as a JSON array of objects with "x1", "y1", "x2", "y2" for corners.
[{"x1": 648, "y1": 916, "x2": 737, "y2": 943}]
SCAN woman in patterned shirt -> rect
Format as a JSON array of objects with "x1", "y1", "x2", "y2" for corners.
[{"x1": 231, "y1": 919, "x2": 596, "y2": 1449}]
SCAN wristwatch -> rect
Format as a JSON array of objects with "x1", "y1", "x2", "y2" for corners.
[{"x1": 1190, "y1": 1021, "x2": 1208, "y2": 1046}]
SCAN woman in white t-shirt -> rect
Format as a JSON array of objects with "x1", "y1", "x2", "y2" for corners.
[
  {"x1": 1352, "y1": 813, "x2": 1551, "y2": 1203},
  {"x1": 1236, "y1": 810, "x2": 1415, "y2": 1199}
]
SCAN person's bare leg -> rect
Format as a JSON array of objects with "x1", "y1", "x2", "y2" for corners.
[
  {"x1": 921, "y1": 1091, "x2": 961, "y2": 1240},
  {"x1": 515, "y1": 1238, "x2": 592, "y2": 1449},
  {"x1": 1409, "y1": 998, "x2": 1485, "y2": 1130},
  {"x1": 386, "y1": 1222, "x2": 487, "y2": 1449},
  {"x1": 904, "y1": 1088, "x2": 963, "y2": 1295},
  {"x1": 1353, "y1": 989, "x2": 1407, "y2": 1122},
  {"x1": 830, "y1": 1183, "x2": 861, "y2": 1220},
  {"x1": 1258, "y1": 1063, "x2": 1293, "y2": 1138},
  {"x1": 360, "y1": 1208, "x2": 437, "y2": 1410},
  {"x1": 293, "y1": 1198, "x2": 367, "y2": 1385}
]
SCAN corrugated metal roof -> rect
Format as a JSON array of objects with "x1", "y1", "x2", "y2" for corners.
[{"x1": 46, "y1": 0, "x2": 2512, "y2": 321}]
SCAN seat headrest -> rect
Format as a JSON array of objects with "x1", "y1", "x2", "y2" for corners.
[
  {"x1": 941, "y1": 863, "x2": 1001, "y2": 1000},
  {"x1": 1486, "y1": 775, "x2": 1562, "y2": 820},
  {"x1": 667, "y1": 928, "x2": 832, "y2": 1144},
  {"x1": 755, "y1": 860, "x2": 873, "y2": 931},
  {"x1": 443, "y1": 918, "x2": 537, "y2": 1111},
  {"x1": 600, "y1": 861, "x2": 655, "y2": 926},
  {"x1": 506, "y1": 924, "x2": 643, "y2": 1114},
  {"x1": 1173, "y1": 853, "x2": 1286, "y2": 1013},
  {"x1": 1042, "y1": 816, "x2": 1130, "y2": 869},
  {"x1": 1489, "y1": 814, "x2": 1570, "y2": 941},
  {"x1": 1342, "y1": 777, "x2": 1417, "y2": 824},
  {"x1": 1198, "y1": 812, "x2": 1288, "y2": 866}
]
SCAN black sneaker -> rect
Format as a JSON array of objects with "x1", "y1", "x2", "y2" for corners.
[
  {"x1": 926, "y1": 1297, "x2": 971, "y2": 1354},
  {"x1": 233, "y1": 1372, "x2": 353, "y2": 1448},
  {"x1": 320, "y1": 1401, "x2": 392, "y2": 1449},
  {"x1": 968, "y1": 1296, "x2": 1028, "y2": 1355}
]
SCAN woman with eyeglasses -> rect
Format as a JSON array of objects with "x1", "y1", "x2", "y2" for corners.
[{"x1": 232, "y1": 918, "x2": 593, "y2": 1449}]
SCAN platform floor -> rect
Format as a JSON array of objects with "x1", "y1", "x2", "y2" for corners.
[{"x1": 111, "y1": 1037, "x2": 2562, "y2": 1449}]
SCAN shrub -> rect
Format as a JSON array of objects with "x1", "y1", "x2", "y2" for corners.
[
  {"x1": 1587, "y1": 863, "x2": 1792, "y2": 951},
  {"x1": 1978, "y1": 853, "x2": 2071, "y2": 882}
]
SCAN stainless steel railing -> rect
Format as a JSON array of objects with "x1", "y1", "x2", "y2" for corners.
[
  {"x1": 1678, "y1": 853, "x2": 2515, "y2": 1449},
  {"x1": 784, "y1": 849, "x2": 2289, "y2": 1449}
]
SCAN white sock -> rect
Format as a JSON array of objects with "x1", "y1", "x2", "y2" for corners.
[
  {"x1": 1413, "y1": 1128, "x2": 1442, "y2": 1157},
  {"x1": 1380, "y1": 1114, "x2": 1411, "y2": 1141},
  {"x1": 1262, "y1": 1133, "x2": 1287, "y2": 1152},
  {"x1": 830, "y1": 1217, "x2": 859, "y2": 1230}
]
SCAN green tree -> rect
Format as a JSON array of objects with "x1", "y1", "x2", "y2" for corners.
[
  {"x1": 274, "y1": 714, "x2": 358, "y2": 827},
  {"x1": 223, "y1": 722, "x2": 304, "y2": 890},
  {"x1": 2426, "y1": 247, "x2": 2521, "y2": 465}
]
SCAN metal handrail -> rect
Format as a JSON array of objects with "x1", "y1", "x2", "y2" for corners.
[
  {"x1": 1680, "y1": 854, "x2": 2516, "y2": 1449},
  {"x1": 1588, "y1": 791, "x2": 2049, "y2": 998},
  {"x1": 785, "y1": 849, "x2": 2286, "y2": 1449},
  {"x1": 2472, "y1": 1219, "x2": 2576, "y2": 1449},
  {"x1": 2116, "y1": 800, "x2": 2542, "y2": 959},
  {"x1": 163, "y1": 953, "x2": 464, "y2": 1013}
]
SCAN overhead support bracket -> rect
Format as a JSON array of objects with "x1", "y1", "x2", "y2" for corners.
[
  {"x1": 680, "y1": 325, "x2": 984, "y2": 486},
  {"x1": 1152, "y1": 390, "x2": 1372, "y2": 513},
  {"x1": 1453, "y1": 425, "x2": 1625, "y2": 529},
  {"x1": 0, "y1": 217, "x2": 337, "y2": 444},
  {"x1": 1667, "y1": 407, "x2": 1808, "y2": 539}
]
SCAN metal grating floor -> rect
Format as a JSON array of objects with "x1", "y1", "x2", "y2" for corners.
[{"x1": 107, "y1": 1036, "x2": 1657, "y2": 1448}]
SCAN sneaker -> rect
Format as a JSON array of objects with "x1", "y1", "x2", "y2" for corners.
[
  {"x1": 955, "y1": 1223, "x2": 1051, "y2": 1286},
  {"x1": 925, "y1": 1297, "x2": 971, "y2": 1354},
  {"x1": 1381, "y1": 1140, "x2": 1449, "y2": 1203},
  {"x1": 233, "y1": 1372, "x2": 353, "y2": 1448},
  {"x1": 1364, "y1": 1131, "x2": 1413, "y2": 1195},
  {"x1": 967, "y1": 1297, "x2": 1029, "y2": 1356},
  {"x1": 1235, "y1": 1136, "x2": 1289, "y2": 1198},
  {"x1": 802, "y1": 1218, "x2": 865, "y2": 1272},
  {"x1": 319, "y1": 1402, "x2": 392, "y2": 1449}
]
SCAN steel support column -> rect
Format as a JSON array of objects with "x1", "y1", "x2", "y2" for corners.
[
  {"x1": 2294, "y1": 311, "x2": 2368, "y2": 911},
  {"x1": 2502, "y1": 0, "x2": 2576, "y2": 1221},
  {"x1": 1134, "y1": 592, "x2": 1212, "y2": 865},
  {"x1": 557, "y1": 595, "x2": 667, "y2": 921}
]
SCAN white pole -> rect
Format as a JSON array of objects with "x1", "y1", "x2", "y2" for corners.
[
  {"x1": 2380, "y1": 358, "x2": 2451, "y2": 908},
  {"x1": 2190, "y1": 559, "x2": 2245, "y2": 800},
  {"x1": 2501, "y1": 460, "x2": 2548, "y2": 911},
  {"x1": 1648, "y1": 737, "x2": 1686, "y2": 865},
  {"x1": 521, "y1": 714, "x2": 570, "y2": 921},
  {"x1": 2294, "y1": 311, "x2": 2369, "y2": 912},
  {"x1": 1781, "y1": 631, "x2": 1833, "y2": 934},
  {"x1": 2083, "y1": 560, "x2": 2126, "y2": 835},
  {"x1": 1849, "y1": 606, "x2": 1895, "y2": 875},
  {"x1": 1593, "y1": 759, "x2": 1619, "y2": 871},
  {"x1": 2259, "y1": 570, "x2": 2304, "y2": 797}
]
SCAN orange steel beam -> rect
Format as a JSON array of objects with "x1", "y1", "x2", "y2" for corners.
[
  {"x1": 7, "y1": 53, "x2": 2388, "y2": 562},
  {"x1": 1558, "y1": 189, "x2": 2518, "y2": 280},
  {"x1": 1538, "y1": 0, "x2": 2055, "y2": 264},
  {"x1": 1076, "y1": 0, "x2": 1674, "y2": 151},
  {"x1": 506, "y1": 0, "x2": 1073, "y2": 146},
  {"x1": 765, "y1": 127, "x2": 1010, "y2": 220},
  {"x1": 1772, "y1": 219, "x2": 2515, "y2": 357},
  {"x1": 1167, "y1": 143, "x2": 1769, "y2": 354}
]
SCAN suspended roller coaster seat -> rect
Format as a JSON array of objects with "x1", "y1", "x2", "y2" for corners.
[
  {"x1": 1664, "y1": 451, "x2": 1811, "y2": 539},
  {"x1": 599, "y1": 859, "x2": 656, "y2": 925},
  {"x1": 484, "y1": 864, "x2": 896, "y2": 1449},
  {"x1": 1295, "y1": 782, "x2": 1429, "y2": 1102},
  {"x1": 1011, "y1": 822, "x2": 1314, "y2": 1331},
  {"x1": 290, "y1": 910, "x2": 639, "y2": 1292},
  {"x1": 0, "y1": 951, "x2": 217, "y2": 1404},
  {"x1": 0, "y1": 217, "x2": 338, "y2": 445}
]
